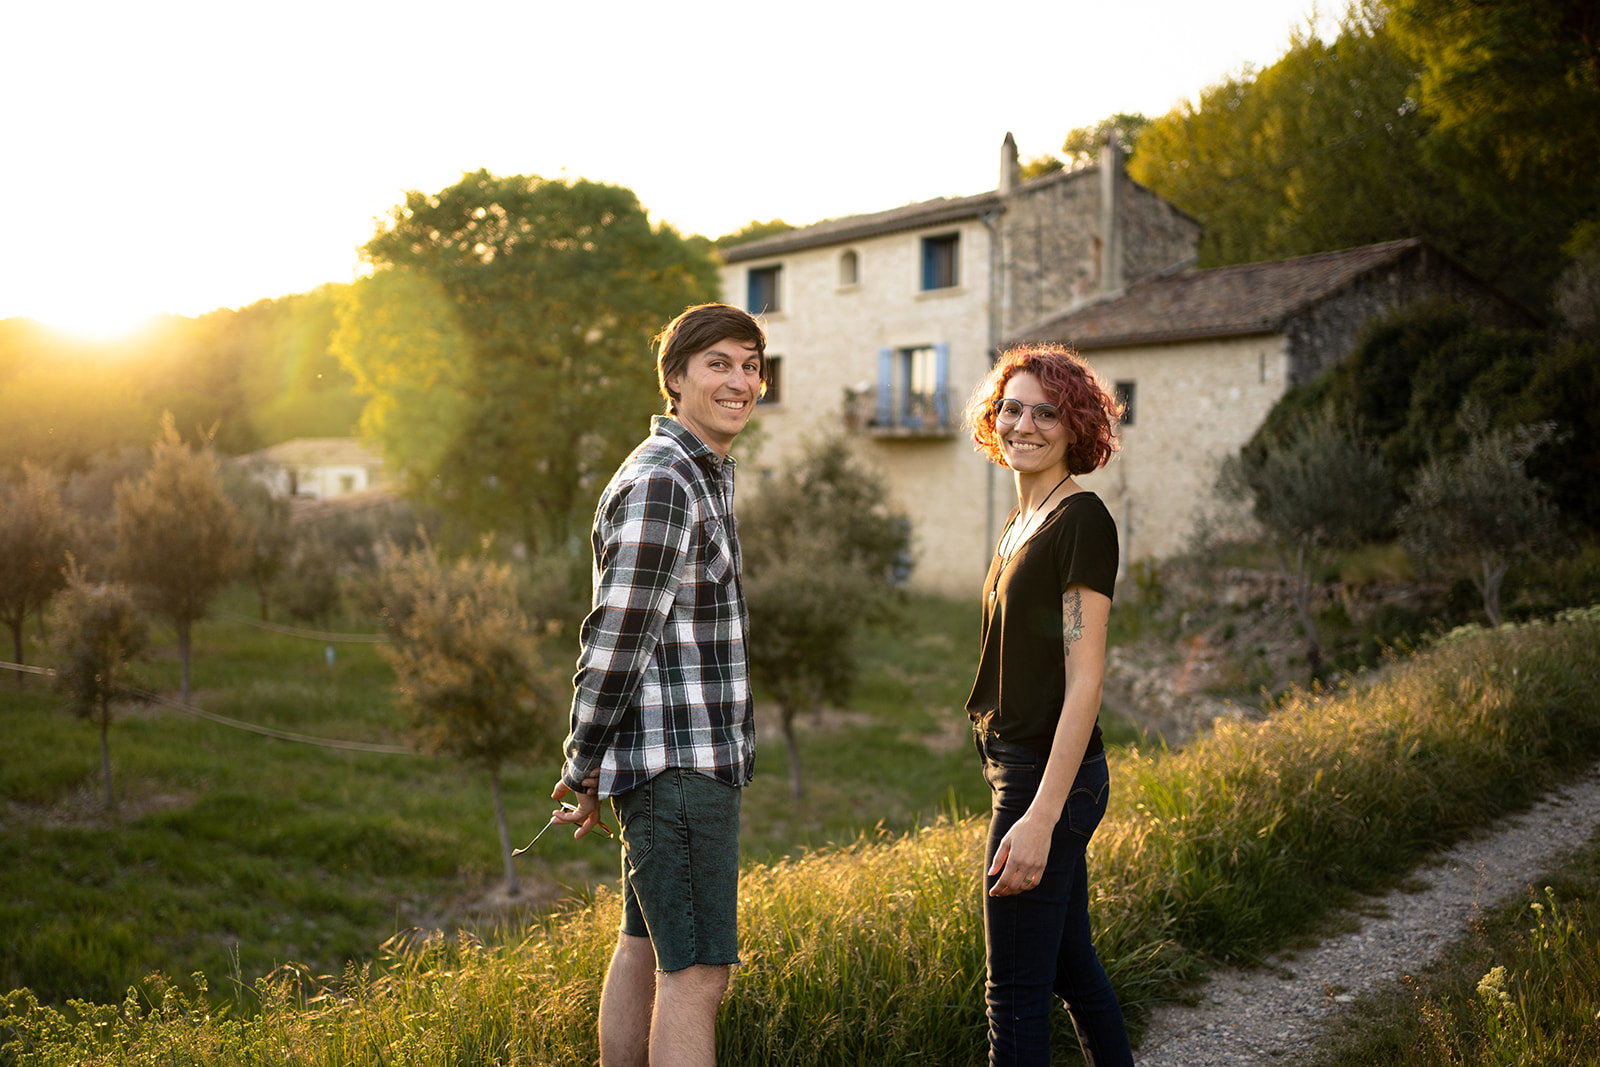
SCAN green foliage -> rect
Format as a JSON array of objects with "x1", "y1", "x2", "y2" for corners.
[
  {"x1": 362, "y1": 544, "x2": 560, "y2": 775},
  {"x1": 112, "y1": 416, "x2": 247, "y2": 702},
  {"x1": 713, "y1": 219, "x2": 795, "y2": 249},
  {"x1": 361, "y1": 543, "x2": 565, "y2": 895},
  {"x1": 1398, "y1": 408, "x2": 1568, "y2": 626},
  {"x1": 276, "y1": 534, "x2": 342, "y2": 627},
  {"x1": 221, "y1": 468, "x2": 291, "y2": 621},
  {"x1": 1061, "y1": 112, "x2": 1150, "y2": 167},
  {"x1": 336, "y1": 171, "x2": 720, "y2": 552},
  {"x1": 740, "y1": 438, "x2": 909, "y2": 797},
  {"x1": 0, "y1": 463, "x2": 75, "y2": 669},
  {"x1": 1223, "y1": 410, "x2": 1396, "y2": 674},
  {"x1": 1128, "y1": 2, "x2": 1590, "y2": 311},
  {"x1": 45, "y1": 566, "x2": 146, "y2": 811},
  {"x1": 1260, "y1": 303, "x2": 1600, "y2": 533},
  {"x1": 1389, "y1": 0, "x2": 1600, "y2": 180}
]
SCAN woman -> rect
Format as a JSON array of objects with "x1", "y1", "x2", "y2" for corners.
[{"x1": 963, "y1": 343, "x2": 1134, "y2": 1066}]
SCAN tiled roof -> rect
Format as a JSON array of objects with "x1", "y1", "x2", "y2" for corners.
[
  {"x1": 720, "y1": 189, "x2": 1005, "y2": 262},
  {"x1": 1011, "y1": 238, "x2": 1427, "y2": 348}
]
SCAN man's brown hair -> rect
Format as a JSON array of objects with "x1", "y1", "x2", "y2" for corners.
[{"x1": 655, "y1": 304, "x2": 767, "y2": 415}]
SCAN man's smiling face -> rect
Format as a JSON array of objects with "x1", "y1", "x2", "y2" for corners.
[{"x1": 666, "y1": 338, "x2": 762, "y2": 456}]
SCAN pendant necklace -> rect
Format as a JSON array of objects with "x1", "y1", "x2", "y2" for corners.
[{"x1": 997, "y1": 471, "x2": 1074, "y2": 561}]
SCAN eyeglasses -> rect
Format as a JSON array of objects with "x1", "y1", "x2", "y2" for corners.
[
  {"x1": 994, "y1": 398, "x2": 1061, "y2": 430},
  {"x1": 512, "y1": 802, "x2": 615, "y2": 856}
]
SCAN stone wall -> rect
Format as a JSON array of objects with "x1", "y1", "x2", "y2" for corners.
[
  {"x1": 1283, "y1": 245, "x2": 1540, "y2": 387},
  {"x1": 998, "y1": 169, "x2": 1203, "y2": 336}
]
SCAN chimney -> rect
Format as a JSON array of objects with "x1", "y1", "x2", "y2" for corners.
[
  {"x1": 1098, "y1": 129, "x2": 1125, "y2": 296},
  {"x1": 999, "y1": 132, "x2": 1019, "y2": 195}
]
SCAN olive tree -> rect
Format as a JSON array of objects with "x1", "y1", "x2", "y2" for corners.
[
  {"x1": 740, "y1": 438, "x2": 908, "y2": 799},
  {"x1": 362, "y1": 543, "x2": 561, "y2": 896},
  {"x1": 1398, "y1": 408, "x2": 1567, "y2": 626},
  {"x1": 113, "y1": 416, "x2": 247, "y2": 704},
  {"x1": 48, "y1": 564, "x2": 147, "y2": 811},
  {"x1": 1222, "y1": 411, "x2": 1397, "y2": 676},
  {"x1": 0, "y1": 462, "x2": 74, "y2": 679}
]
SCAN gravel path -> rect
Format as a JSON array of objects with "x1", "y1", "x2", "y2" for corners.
[{"x1": 1134, "y1": 761, "x2": 1600, "y2": 1066}]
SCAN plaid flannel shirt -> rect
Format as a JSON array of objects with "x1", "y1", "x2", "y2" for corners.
[{"x1": 560, "y1": 416, "x2": 756, "y2": 799}]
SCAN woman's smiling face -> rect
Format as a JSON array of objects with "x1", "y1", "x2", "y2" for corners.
[{"x1": 998, "y1": 372, "x2": 1072, "y2": 475}]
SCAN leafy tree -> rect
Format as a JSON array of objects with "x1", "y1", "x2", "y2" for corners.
[
  {"x1": 1018, "y1": 154, "x2": 1066, "y2": 180},
  {"x1": 1398, "y1": 407, "x2": 1567, "y2": 625},
  {"x1": 48, "y1": 564, "x2": 147, "y2": 811},
  {"x1": 1388, "y1": 0, "x2": 1600, "y2": 181},
  {"x1": 1062, "y1": 112, "x2": 1150, "y2": 168},
  {"x1": 334, "y1": 171, "x2": 719, "y2": 553},
  {"x1": 1128, "y1": 3, "x2": 1584, "y2": 311},
  {"x1": 714, "y1": 219, "x2": 795, "y2": 250},
  {"x1": 113, "y1": 415, "x2": 248, "y2": 704},
  {"x1": 1223, "y1": 412, "x2": 1397, "y2": 676},
  {"x1": 0, "y1": 463, "x2": 75, "y2": 678},
  {"x1": 62, "y1": 446, "x2": 152, "y2": 576},
  {"x1": 362, "y1": 543, "x2": 561, "y2": 896},
  {"x1": 223, "y1": 467, "x2": 292, "y2": 621},
  {"x1": 278, "y1": 533, "x2": 343, "y2": 627},
  {"x1": 739, "y1": 438, "x2": 908, "y2": 799}
]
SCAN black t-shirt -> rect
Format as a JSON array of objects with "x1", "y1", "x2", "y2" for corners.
[{"x1": 965, "y1": 491, "x2": 1119, "y2": 758}]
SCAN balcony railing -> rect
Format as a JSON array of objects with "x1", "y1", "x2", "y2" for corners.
[{"x1": 843, "y1": 385, "x2": 956, "y2": 439}]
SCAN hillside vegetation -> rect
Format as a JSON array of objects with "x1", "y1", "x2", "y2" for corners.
[{"x1": 7, "y1": 605, "x2": 1599, "y2": 1065}]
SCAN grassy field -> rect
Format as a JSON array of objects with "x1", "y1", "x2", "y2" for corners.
[
  {"x1": 5, "y1": 594, "x2": 1599, "y2": 1064},
  {"x1": 3, "y1": 585, "x2": 1106, "y2": 1008}
]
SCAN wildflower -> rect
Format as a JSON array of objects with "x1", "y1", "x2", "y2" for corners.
[{"x1": 1477, "y1": 966, "x2": 1512, "y2": 1008}]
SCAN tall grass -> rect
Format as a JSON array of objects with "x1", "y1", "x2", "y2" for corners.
[{"x1": 8, "y1": 607, "x2": 1600, "y2": 1064}]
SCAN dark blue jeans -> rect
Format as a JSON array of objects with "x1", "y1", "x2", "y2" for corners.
[{"x1": 979, "y1": 733, "x2": 1133, "y2": 1067}]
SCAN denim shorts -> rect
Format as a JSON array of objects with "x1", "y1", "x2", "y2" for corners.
[{"x1": 612, "y1": 769, "x2": 742, "y2": 973}]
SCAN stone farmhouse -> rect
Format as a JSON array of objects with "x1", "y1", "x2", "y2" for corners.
[
  {"x1": 719, "y1": 134, "x2": 1200, "y2": 597},
  {"x1": 719, "y1": 135, "x2": 1530, "y2": 596}
]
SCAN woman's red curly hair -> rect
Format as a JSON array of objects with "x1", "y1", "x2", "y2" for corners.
[{"x1": 964, "y1": 343, "x2": 1123, "y2": 474}]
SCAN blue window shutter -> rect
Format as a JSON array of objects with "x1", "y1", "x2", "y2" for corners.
[
  {"x1": 934, "y1": 342, "x2": 950, "y2": 426},
  {"x1": 877, "y1": 347, "x2": 894, "y2": 426},
  {"x1": 921, "y1": 240, "x2": 933, "y2": 291}
]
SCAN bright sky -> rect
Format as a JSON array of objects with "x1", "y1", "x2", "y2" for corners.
[{"x1": 2, "y1": 0, "x2": 1332, "y2": 337}]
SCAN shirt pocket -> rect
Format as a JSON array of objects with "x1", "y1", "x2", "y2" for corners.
[{"x1": 698, "y1": 518, "x2": 735, "y2": 586}]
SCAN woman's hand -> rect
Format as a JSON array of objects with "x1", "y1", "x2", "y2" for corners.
[{"x1": 988, "y1": 809, "x2": 1055, "y2": 896}]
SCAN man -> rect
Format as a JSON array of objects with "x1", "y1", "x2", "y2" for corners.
[{"x1": 549, "y1": 302, "x2": 765, "y2": 1067}]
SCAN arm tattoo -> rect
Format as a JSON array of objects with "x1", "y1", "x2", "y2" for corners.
[{"x1": 1062, "y1": 589, "x2": 1084, "y2": 656}]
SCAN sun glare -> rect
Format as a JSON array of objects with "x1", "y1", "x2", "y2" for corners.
[{"x1": 30, "y1": 304, "x2": 166, "y2": 344}]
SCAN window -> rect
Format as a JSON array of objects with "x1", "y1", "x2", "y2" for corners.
[
  {"x1": 747, "y1": 265, "x2": 781, "y2": 313},
  {"x1": 839, "y1": 249, "x2": 859, "y2": 286},
  {"x1": 338, "y1": 473, "x2": 356, "y2": 494},
  {"x1": 1114, "y1": 381, "x2": 1136, "y2": 425},
  {"x1": 874, "y1": 343, "x2": 951, "y2": 431},
  {"x1": 759, "y1": 356, "x2": 782, "y2": 404},
  {"x1": 921, "y1": 234, "x2": 959, "y2": 290}
]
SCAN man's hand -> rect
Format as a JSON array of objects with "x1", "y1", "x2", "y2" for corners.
[{"x1": 549, "y1": 774, "x2": 608, "y2": 840}]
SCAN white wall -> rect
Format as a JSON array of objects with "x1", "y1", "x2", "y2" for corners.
[{"x1": 1077, "y1": 335, "x2": 1289, "y2": 563}]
